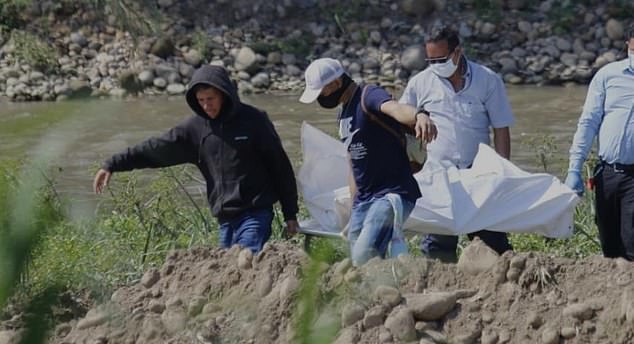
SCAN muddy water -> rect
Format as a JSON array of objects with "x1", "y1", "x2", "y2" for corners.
[{"x1": 0, "y1": 85, "x2": 587, "y2": 210}]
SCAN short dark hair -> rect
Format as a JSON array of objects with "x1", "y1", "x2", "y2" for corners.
[
  {"x1": 627, "y1": 23, "x2": 634, "y2": 40},
  {"x1": 426, "y1": 26, "x2": 460, "y2": 52}
]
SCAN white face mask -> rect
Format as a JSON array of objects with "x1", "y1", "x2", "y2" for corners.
[
  {"x1": 430, "y1": 57, "x2": 459, "y2": 78},
  {"x1": 629, "y1": 50, "x2": 634, "y2": 69}
]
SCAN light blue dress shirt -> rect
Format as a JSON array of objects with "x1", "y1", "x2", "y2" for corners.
[
  {"x1": 399, "y1": 59, "x2": 515, "y2": 168},
  {"x1": 568, "y1": 59, "x2": 634, "y2": 172}
]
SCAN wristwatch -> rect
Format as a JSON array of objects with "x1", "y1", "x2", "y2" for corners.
[{"x1": 415, "y1": 108, "x2": 430, "y2": 121}]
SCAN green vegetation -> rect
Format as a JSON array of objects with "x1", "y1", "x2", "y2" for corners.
[
  {"x1": 0, "y1": 160, "x2": 66, "y2": 343},
  {"x1": 471, "y1": 0, "x2": 504, "y2": 24},
  {"x1": 508, "y1": 134, "x2": 601, "y2": 258},
  {"x1": 0, "y1": 0, "x2": 160, "y2": 36},
  {"x1": 0, "y1": 0, "x2": 29, "y2": 30},
  {"x1": 9, "y1": 31, "x2": 59, "y2": 73}
]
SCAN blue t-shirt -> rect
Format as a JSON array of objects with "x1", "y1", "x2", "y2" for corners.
[{"x1": 338, "y1": 84, "x2": 422, "y2": 204}]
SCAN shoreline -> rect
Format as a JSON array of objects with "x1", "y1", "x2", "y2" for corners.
[{"x1": 0, "y1": 0, "x2": 629, "y2": 102}]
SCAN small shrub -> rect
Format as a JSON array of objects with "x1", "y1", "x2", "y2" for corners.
[
  {"x1": 191, "y1": 31, "x2": 213, "y2": 62},
  {"x1": 9, "y1": 30, "x2": 59, "y2": 73}
]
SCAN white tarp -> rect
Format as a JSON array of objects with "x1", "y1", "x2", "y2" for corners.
[{"x1": 298, "y1": 122, "x2": 580, "y2": 239}]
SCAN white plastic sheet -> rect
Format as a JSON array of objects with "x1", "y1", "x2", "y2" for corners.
[{"x1": 298, "y1": 122, "x2": 580, "y2": 239}]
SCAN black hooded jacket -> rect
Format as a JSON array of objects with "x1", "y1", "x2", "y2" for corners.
[{"x1": 103, "y1": 65, "x2": 298, "y2": 221}]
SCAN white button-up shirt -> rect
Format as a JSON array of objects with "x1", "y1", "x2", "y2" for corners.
[{"x1": 399, "y1": 59, "x2": 515, "y2": 168}]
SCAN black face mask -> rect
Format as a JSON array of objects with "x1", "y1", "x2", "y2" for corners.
[{"x1": 317, "y1": 74, "x2": 353, "y2": 109}]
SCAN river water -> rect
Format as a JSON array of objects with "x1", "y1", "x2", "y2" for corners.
[{"x1": 0, "y1": 85, "x2": 587, "y2": 213}]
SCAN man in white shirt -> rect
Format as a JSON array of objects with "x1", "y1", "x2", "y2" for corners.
[{"x1": 400, "y1": 26, "x2": 515, "y2": 262}]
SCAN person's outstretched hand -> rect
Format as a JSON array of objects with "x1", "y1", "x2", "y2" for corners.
[
  {"x1": 93, "y1": 168, "x2": 112, "y2": 194},
  {"x1": 414, "y1": 112, "x2": 437, "y2": 143},
  {"x1": 564, "y1": 171, "x2": 584, "y2": 196}
]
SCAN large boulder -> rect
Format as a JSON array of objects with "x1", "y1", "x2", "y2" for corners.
[{"x1": 234, "y1": 46, "x2": 258, "y2": 73}]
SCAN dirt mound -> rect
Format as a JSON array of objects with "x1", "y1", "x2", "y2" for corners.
[{"x1": 48, "y1": 240, "x2": 634, "y2": 344}]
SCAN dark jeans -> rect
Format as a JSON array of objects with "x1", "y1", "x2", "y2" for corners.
[
  {"x1": 218, "y1": 207, "x2": 274, "y2": 253},
  {"x1": 420, "y1": 231, "x2": 513, "y2": 263},
  {"x1": 594, "y1": 163, "x2": 634, "y2": 261}
]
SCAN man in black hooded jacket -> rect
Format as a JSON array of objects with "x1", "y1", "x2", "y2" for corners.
[{"x1": 93, "y1": 65, "x2": 299, "y2": 253}]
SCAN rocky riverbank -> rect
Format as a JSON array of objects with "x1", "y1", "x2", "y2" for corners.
[{"x1": 0, "y1": 0, "x2": 630, "y2": 102}]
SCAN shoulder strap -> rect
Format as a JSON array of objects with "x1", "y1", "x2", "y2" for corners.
[{"x1": 360, "y1": 85, "x2": 406, "y2": 148}]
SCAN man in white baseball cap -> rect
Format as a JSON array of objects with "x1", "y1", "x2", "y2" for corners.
[
  {"x1": 299, "y1": 57, "x2": 438, "y2": 265},
  {"x1": 299, "y1": 58, "x2": 345, "y2": 104}
]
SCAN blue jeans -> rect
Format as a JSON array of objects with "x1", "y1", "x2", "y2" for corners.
[
  {"x1": 218, "y1": 207, "x2": 273, "y2": 253},
  {"x1": 348, "y1": 195, "x2": 415, "y2": 266}
]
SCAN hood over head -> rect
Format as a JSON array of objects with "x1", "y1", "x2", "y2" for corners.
[{"x1": 186, "y1": 65, "x2": 240, "y2": 120}]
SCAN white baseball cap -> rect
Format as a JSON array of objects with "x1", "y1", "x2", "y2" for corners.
[{"x1": 299, "y1": 58, "x2": 344, "y2": 104}]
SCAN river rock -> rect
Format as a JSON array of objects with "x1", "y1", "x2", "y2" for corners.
[
  {"x1": 184, "y1": 49, "x2": 202, "y2": 67},
  {"x1": 281, "y1": 53, "x2": 296, "y2": 66},
  {"x1": 555, "y1": 38, "x2": 572, "y2": 52},
  {"x1": 401, "y1": 45, "x2": 426, "y2": 71},
  {"x1": 153, "y1": 77, "x2": 167, "y2": 89},
  {"x1": 480, "y1": 22, "x2": 497, "y2": 38},
  {"x1": 138, "y1": 70, "x2": 155, "y2": 85},
  {"x1": 251, "y1": 72, "x2": 270, "y2": 88},
  {"x1": 29, "y1": 71, "x2": 45, "y2": 82},
  {"x1": 176, "y1": 63, "x2": 193, "y2": 80},
  {"x1": 235, "y1": 46, "x2": 257, "y2": 72},
  {"x1": 286, "y1": 64, "x2": 302, "y2": 77},
  {"x1": 267, "y1": 52, "x2": 282, "y2": 65},
  {"x1": 70, "y1": 32, "x2": 88, "y2": 47},
  {"x1": 166, "y1": 83, "x2": 185, "y2": 95},
  {"x1": 498, "y1": 57, "x2": 517, "y2": 74},
  {"x1": 605, "y1": 19, "x2": 624, "y2": 40},
  {"x1": 151, "y1": 37, "x2": 175, "y2": 59},
  {"x1": 560, "y1": 53, "x2": 578, "y2": 67}
]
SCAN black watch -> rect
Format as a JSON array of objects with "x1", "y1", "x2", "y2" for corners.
[{"x1": 415, "y1": 109, "x2": 430, "y2": 121}]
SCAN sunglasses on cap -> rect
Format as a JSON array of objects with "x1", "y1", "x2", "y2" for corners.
[{"x1": 425, "y1": 49, "x2": 456, "y2": 64}]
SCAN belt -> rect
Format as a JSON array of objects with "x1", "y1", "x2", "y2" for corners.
[{"x1": 601, "y1": 161, "x2": 634, "y2": 172}]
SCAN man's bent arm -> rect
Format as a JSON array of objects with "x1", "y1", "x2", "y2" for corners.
[{"x1": 380, "y1": 100, "x2": 417, "y2": 126}]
